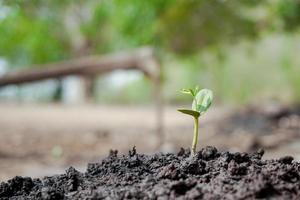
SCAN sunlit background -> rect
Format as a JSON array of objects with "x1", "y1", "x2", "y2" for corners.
[{"x1": 0, "y1": 0, "x2": 300, "y2": 181}]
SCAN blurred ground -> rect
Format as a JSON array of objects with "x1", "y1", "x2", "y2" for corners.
[{"x1": 0, "y1": 103, "x2": 300, "y2": 181}]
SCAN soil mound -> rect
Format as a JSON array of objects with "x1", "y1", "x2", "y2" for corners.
[{"x1": 1, "y1": 146, "x2": 300, "y2": 199}]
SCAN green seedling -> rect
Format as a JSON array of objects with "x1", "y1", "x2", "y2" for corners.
[{"x1": 178, "y1": 87, "x2": 213, "y2": 156}]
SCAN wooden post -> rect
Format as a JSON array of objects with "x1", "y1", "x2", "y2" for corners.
[
  {"x1": 153, "y1": 68, "x2": 164, "y2": 147},
  {"x1": 82, "y1": 74, "x2": 96, "y2": 103},
  {"x1": 137, "y1": 48, "x2": 164, "y2": 147},
  {"x1": 53, "y1": 78, "x2": 63, "y2": 102}
]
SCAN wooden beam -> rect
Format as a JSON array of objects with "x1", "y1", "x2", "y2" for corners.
[{"x1": 0, "y1": 47, "x2": 155, "y2": 86}]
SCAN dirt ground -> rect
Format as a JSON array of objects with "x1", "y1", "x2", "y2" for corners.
[
  {"x1": 0, "y1": 103, "x2": 300, "y2": 181},
  {"x1": 2, "y1": 147, "x2": 299, "y2": 199}
]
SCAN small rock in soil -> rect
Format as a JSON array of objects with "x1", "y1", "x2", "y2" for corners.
[{"x1": 1, "y1": 147, "x2": 300, "y2": 200}]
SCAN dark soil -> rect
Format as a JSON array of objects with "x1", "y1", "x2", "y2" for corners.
[
  {"x1": 1, "y1": 146, "x2": 300, "y2": 200},
  {"x1": 221, "y1": 105, "x2": 300, "y2": 135}
]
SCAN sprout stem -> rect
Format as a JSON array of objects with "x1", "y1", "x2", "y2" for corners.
[{"x1": 191, "y1": 116, "x2": 199, "y2": 156}]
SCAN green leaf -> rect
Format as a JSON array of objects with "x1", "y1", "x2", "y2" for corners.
[
  {"x1": 178, "y1": 109, "x2": 200, "y2": 118},
  {"x1": 193, "y1": 88, "x2": 213, "y2": 114},
  {"x1": 180, "y1": 88, "x2": 195, "y2": 97}
]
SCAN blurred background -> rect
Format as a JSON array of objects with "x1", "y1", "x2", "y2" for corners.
[{"x1": 0, "y1": 0, "x2": 300, "y2": 181}]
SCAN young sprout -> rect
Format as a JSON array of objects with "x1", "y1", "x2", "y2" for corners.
[{"x1": 178, "y1": 87, "x2": 213, "y2": 156}]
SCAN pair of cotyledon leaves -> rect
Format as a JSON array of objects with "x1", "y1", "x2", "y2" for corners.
[{"x1": 178, "y1": 87, "x2": 213, "y2": 118}]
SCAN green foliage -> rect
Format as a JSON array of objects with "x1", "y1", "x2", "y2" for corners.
[
  {"x1": 1, "y1": 0, "x2": 300, "y2": 66},
  {"x1": 180, "y1": 86, "x2": 200, "y2": 97},
  {"x1": 177, "y1": 109, "x2": 200, "y2": 119},
  {"x1": 192, "y1": 89, "x2": 213, "y2": 114},
  {"x1": 71, "y1": 0, "x2": 176, "y2": 53},
  {"x1": 277, "y1": 0, "x2": 300, "y2": 31},
  {"x1": 178, "y1": 87, "x2": 213, "y2": 118},
  {"x1": 1, "y1": 0, "x2": 300, "y2": 103},
  {"x1": 0, "y1": 1, "x2": 70, "y2": 67},
  {"x1": 158, "y1": 0, "x2": 260, "y2": 54},
  {"x1": 178, "y1": 87, "x2": 213, "y2": 156}
]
